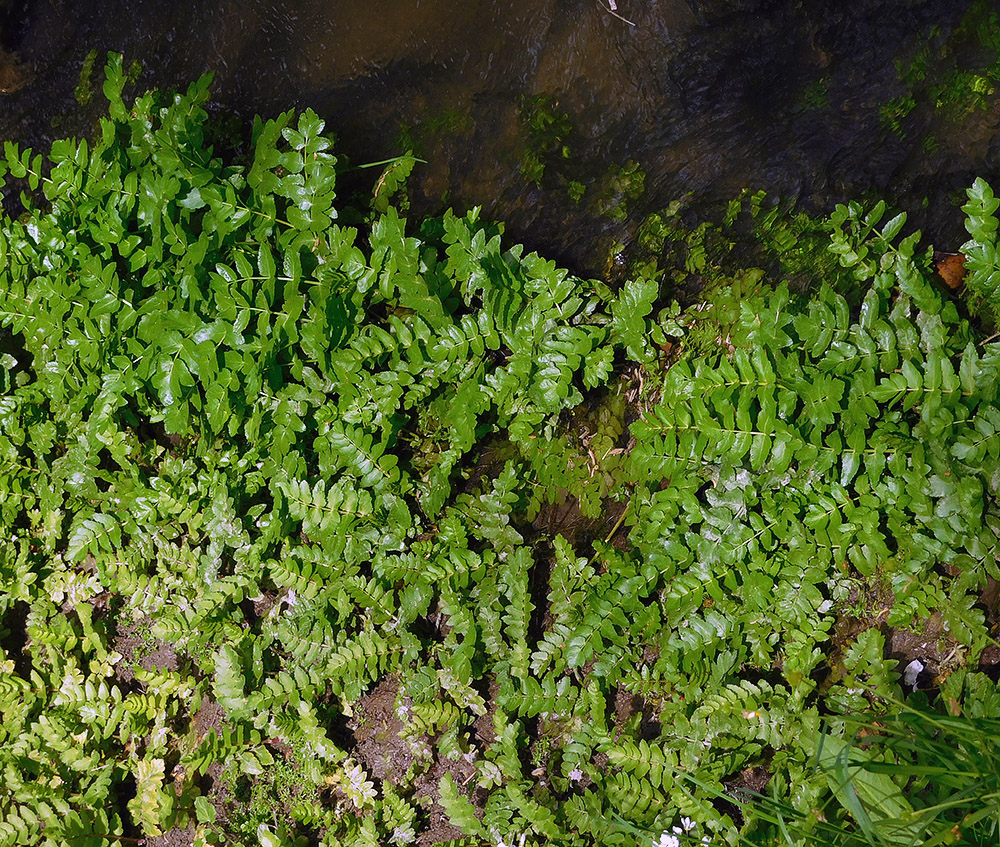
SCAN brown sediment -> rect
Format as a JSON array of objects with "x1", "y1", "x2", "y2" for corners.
[{"x1": 0, "y1": 45, "x2": 30, "y2": 94}]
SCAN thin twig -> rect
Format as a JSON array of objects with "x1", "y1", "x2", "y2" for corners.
[
  {"x1": 603, "y1": 501, "x2": 630, "y2": 545},
  {"x1": 598, "y1": 0, "x2": 636, "y2": 26}
]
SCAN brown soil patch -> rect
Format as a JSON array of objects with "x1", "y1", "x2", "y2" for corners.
[
  {"x1": 351, "y1": 676, "x2": 483, "y2": 846},
  {"x1": 0, "y1": 45, "x2": 30, "y2": 94},
  {"x1": 191, "y1": 697, "x2": 226, "y2": 743},
  {"x1": 417, "y1": 806, "x2": 466, "y2": 847},
  {"x1": 613, "y1": 686, "x2": 661, "y2": 740},
  {"x1": 472, "y1": 678, "x2": 500, "y2": 748},
  {"x1": 413, "y1": 753, "x2": 479, "y2": 847},
  {"x1": 886, "y1": 611, "x2": 957, "y2": 685},
  {"x1": 533, "y1": 493, "x2": 629, "y2": 554},
  {"x1": 146, "y1": 825, "x2": 195, "y2": 847},
  {"x1": 722, "y1": 763, "x2": 773, "y2": 825},
  {"x1": 351, "y1": 675, "x2": 421, "y2": 785},
  {"x1": 826, "y1": 575, "x2": 972, "y2": 694},
  {"x1": 114, "y1": 613, "x2": 180, "y2": 684}
]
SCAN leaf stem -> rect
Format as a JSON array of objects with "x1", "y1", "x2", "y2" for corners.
[{"x1": 603, "y1": 501, "x2": 630, "y2": 545}]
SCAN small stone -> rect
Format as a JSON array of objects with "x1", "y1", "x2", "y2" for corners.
[{"x1": 903, "y1": 659, "x2": 924, "y2": 692}]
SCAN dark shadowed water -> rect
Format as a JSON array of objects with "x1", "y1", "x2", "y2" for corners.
[{"x1": 0, "y1": 0, "x2": 997, "y2": 276}]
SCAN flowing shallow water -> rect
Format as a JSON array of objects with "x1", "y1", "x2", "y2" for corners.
[{"x1": 0, "y1": 0, "x2": 997, "y2": 276}]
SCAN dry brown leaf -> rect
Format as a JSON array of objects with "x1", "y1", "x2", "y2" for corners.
[{"x1": 934, "y1": 251, "x2": 967, "y2": 290}]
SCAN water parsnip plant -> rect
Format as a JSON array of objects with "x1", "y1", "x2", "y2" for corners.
[{"x1": 3, "y1": 54, "x2": 1000, "y2": 847}]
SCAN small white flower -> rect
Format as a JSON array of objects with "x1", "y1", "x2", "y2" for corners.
[
  {"x1": 567, "y1": 767, "x2": 584, "y2": 782},
  {"x1": 343, "y1": 761, "x2": 376, "y2": 807},
  {"x1": 681, "y1": 816, "x2": 695, "y2": 831},
  {"x1": 347, "y1": 763, "x2": 365, "y2": 791},
  {"x1": 654, "y1": 833, "x2": 680, "y2": 847},
  {"x1": 702, "y1": 837, "x2": 711, "y2": 845},
  {"x1": 390, "y1": 824, "x2": 415, "y2": 845}
]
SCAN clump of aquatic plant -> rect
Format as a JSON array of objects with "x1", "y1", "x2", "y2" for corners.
[{"x1": 3, "y1": 54, "x2": 1000, "y2": 847}]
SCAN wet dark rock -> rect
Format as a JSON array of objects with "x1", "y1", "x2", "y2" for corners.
[{"x1": 0, "y1": 0, "x2": 992, "y2": 274}]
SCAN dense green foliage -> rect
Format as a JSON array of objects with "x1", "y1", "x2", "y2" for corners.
[
  {"x1": 3, "y1": 56, "x2": 1000, "y2": 846},
  {"x1": 717, "y1": 695, "x2": 1000, "y2": 847},
  {"x1": 879, "y1": 0, "x2": 1000, "y2": 143}
]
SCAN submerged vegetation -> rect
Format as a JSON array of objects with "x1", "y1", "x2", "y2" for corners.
[
  {"x1": 4, "y1": 55, "x2": 1000, "y2": 847},
  {"x1": 880, "y1": 0, "x2": 1000, "y2": 143}
]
